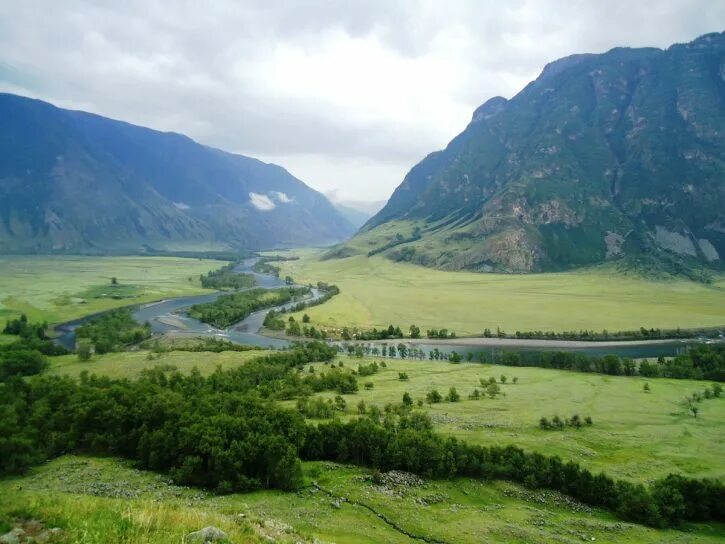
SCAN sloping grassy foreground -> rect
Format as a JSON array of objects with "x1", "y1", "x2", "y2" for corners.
[
  {"x1": 2, "y1": 456, "x2": 722, "y2": 544},
  {"x1": 274, "y1": 251, "x2": 725, "y2": 335},
  {"x1": 0, "y1": 255, "x2": 220, "y2": 324}
]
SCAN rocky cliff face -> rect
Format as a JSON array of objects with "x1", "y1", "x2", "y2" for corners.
[
  {"x1": 0, "y1": 93, "x2": 355, "y2": 253},
  {"x1": 357, "y1": 32, "x2": 725, "y2": 273}
]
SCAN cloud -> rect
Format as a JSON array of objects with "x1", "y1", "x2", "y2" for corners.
[
  {"x1": 249, "y1": 192, "x2": 275, "y2": 211},
  {"x1": 0, "y1": 1, "x2": 723, "y2": 200},
  {"x1": 272, "y1": 191, "x2": 293, "y2": 203},
  {"x1": 173, "y1": 201, "x2": 190, "y2": 210}
]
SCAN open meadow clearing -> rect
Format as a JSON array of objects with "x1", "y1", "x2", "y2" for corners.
[
  {"x1": 302, "y1": 356, "x2": 725, "y2": 483},
  {"x1": 275, "y1": 251, "x2": 725, "y2": 335},
  {"x1": 0, "y1": 255, "x2": 221, "y2": 324},
  {"x1": 2, "y1": 456, "x2": 722, "y2": 544}
]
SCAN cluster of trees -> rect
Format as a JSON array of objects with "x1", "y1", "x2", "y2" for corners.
[
  {"x1": 189, "y1": 287, "x2": 310, "y2": 328},
  {"x1": 1, "y1": 316, "x2": 68, "y2": 381},
  {"x1": 367, "y1": 228, "x2": 421, "y2": 257},
  {"x1": 684, "y1": 383, "x2": 722, "y2": 418},
  {"x1": 501, "y1": 326, "x2": 723, "y2": 342},
  {"x1": 199, "y1": 262, "x2": 256, "y2": 290},
  {"x1": 342, "y1": 324, "x2": 405, "y2": 341},
  {"x1": 140, "y1": 337, "x2": 263, "y2": 354},
  {"x1": 263, "y1": 283, "x2": 341, "y2": 336},
  {"x1": 356, "y1": 361, "x2": 379, "y2": 377},
  {"x1": 296, "y1": 395, "x2": 347, "y2": 418},
  {"x1": 488, "y1": 346, "x2": 725, "y2": 382},
  {"x1": 539, "y1": 414, "x2": 593, "y2": 430},
  {"x1": 75, "y1": 309, "x2": 151, "y2": 353},
  {"x1": 426, "y1": 329, "x2": 457, "y2": 339},
  {"x1": 2, "y1": 339, "x2": 723, "y2": 527},
  {"x1": 251, "y1": 256, "x2": 299, "y2": 278}
]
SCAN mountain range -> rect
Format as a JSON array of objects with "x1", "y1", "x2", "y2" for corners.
[
  {"x1": 0, "y1": 93, "x2": 355, "y2": 254},
  {"x1": 342, "y1": 32, "x2": 725, "y2": 274}
]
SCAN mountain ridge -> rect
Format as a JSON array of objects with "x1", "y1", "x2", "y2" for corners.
[
  {"x1": 351, "y1": 32, "x2": 725, "y2": 274},
  {"x1": 0, "y1": 93, "x2": 355, "y2": 254}
]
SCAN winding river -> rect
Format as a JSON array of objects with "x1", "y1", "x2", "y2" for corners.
[{"x1": 54, "y1": 257, "x2": 716, "y2": 358}]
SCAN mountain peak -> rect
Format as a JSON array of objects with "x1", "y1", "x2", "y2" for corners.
[{"x1": 471, "y1": 96, "x2": 508, "y2": 123}]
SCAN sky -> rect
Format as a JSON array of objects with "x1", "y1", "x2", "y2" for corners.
[{"x1": 1, "y1": 1, "x2": 723, "y2": 202}]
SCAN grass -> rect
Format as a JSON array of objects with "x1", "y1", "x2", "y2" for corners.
[
  {"x1": 303, "y1": 356, "x2": 725, "y2": 483},
  {"x1": 48, "y1": 349, "x2": 266, "y2": 379},
  {"x1": 274, "y1": 250, "x2": 725, "y2": 335},
  {"x1": 0, "y1": 255, "x2": 222, "y2": 325},
  {"x1": 1, "y1": 456, "x2": 722, "y2": 544}
]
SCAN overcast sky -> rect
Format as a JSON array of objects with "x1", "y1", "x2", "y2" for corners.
[{"x1": 1, "y1": 1, "x2": 723, "y2": 201}]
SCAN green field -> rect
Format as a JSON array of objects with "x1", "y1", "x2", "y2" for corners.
[
  {"x1": 275, "y1": 250, "x2": 725, "y2": 335},
  {"x1": 0, "y1": 255, "x2": 222, "y2": 325},
  {"x1": 302, "y1": 356, "x2": 725, "y2": 483},
  {"x1": 48, "y1": 348, "x2": 265, "y2": 379},
  {"x1": 2, "y1": 456, "x2": 722, "y2": 544}
]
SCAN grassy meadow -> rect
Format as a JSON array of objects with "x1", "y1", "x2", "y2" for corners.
[
  {"x1": 303, "y1": 356, "x2": 725, "y2": 483},
  {"x1": 274, "y1": 250, "x2": 725, "y2": 335},
  {"x1": 0, "y1": 255, "x2": 221, "y2": 325},
  {"x1": 48, "y1": 348, "x2": 265, "y2": 379},
  {"x1": 2, "y1": 456, "x2": 722, "y2": 544}
]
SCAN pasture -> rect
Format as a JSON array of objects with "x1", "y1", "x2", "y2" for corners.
[
  {"x1": 275, "y1": 251, "x2": 725, "y2": 335},
  {"x1": 306, "y1": 356, "x2": 725, "y2": 483},
  {"x1": 0, "y1": 255, "x2": 221, "y2": 325}
]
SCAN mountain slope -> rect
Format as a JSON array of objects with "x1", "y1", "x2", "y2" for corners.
[
  {"x1": 351, "y1": 32, "x2": 725, "y2": 273},
  {"x1": 0, "y1": 93, "x2": 355, "y2": 253}
]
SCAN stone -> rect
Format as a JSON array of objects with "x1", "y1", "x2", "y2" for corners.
[{"x1": 185, "y1": 526, "x2": 228, "y2": 543}]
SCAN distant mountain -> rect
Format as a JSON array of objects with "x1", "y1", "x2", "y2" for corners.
[
  {"x1": 0, "y1": 93, "x2": 355, "y2": 253},
  {"x1": 347, "y1": 32, "x2": 725, "y2": 274},
  {"x1": 333, "y1": 200, "x2": 387, "y2": 229}
]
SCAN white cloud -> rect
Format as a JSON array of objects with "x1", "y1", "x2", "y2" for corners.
[
  {"x1": 249, "y1": 192, "x2": 275, "y2": 211},
  {"x1": 173, "y1": 201, "x2": 190, "y2": 210},
  {"x1": 272, "y1": 191, "x2": 293, "y2": 203},
  {"x1": 0, "y1": 1, "x2": 722, "y2": 200}
]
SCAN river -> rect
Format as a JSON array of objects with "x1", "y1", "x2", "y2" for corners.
[{"x1": 54, "y1": 257, "x2": 717, "y2": 358}]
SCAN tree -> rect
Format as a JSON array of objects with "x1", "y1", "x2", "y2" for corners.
[
  {"x1": 469, "y1": 388, "x2": 481, "y2": 400},
  {"x1": 397, "y1": 343, "x2": 408, "y2": 359},
  {"x1": 448, "y1": 351, "x2": 462, "y2": 363},
  {"x1": 426, "y1": 389, "x2": 442, "y2": 403},
  {"x1": 643, "y1": 382, "x2": 651, "y2": 393},
  {"x1": 409, "y1": 325, "x2": 421, "y2": 339},
  {"x1": 512, "y1": 377, "x2": 518, "y2": 384},
  {"x1": 334, "y1": 396, "x2": 347, "y2": 412},
  {"x1": 357, "y1": 400, "x2": 367, "y2": 414},
  {"x1": 398, "y1": 372, "x2": 409, "y2": 381},
  {"x1": 388, "y1": 346, "x2": 396, "y2": 358},
  {"x1": 77, "y1": 343, "x2": 92, "y2": 361},
  {"x1": 364, "y1": 382, "x2": 374, "y2": 390},
  {"x1": 539, "y1": 416, "x2": 550, "y2": 429},
  {"x1": 284, "y1": 275, "x2": 294, "y2": 285},
  {"x1": 500, "y1": 374, "x2": 507, "y2": 384},
  {"x1": 713, "y1": 384, "x2": 722, "y2": 397},
  {"x1": 486, "y1": 382, "x2": 500, "y2": 398},
  {"x1": 445, "y1": 387, "x2": 460, "y2": 402},
  {"x1": 111, "y1": 276, "x2": 118, "y2": 285},
  {"x1": 302, "y1": 314, "x2": 310, "y2": 323},
  {"x1": 690, "y1": 405, "x2": 699, "y2": 418},
  {"x1": 402, "y1": 392, "x2": 413, "y2": 407}
]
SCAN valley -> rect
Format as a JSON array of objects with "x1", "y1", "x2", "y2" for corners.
[{"x1": 274, "y1": 250, "x2": 725, "y2": 335}]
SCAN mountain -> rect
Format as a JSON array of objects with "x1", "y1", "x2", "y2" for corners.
[
  {"x1": 346, "y1": 32, "x2": 725, "y2": 274},
  {"x1": 333, "y1": 200, "x2": 387, "y2": 229},
  {"x1": 0, "y1": 93, "x2": 355, "y2": 254}
]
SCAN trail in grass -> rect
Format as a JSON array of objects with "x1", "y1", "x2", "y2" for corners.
[{"x1": 311, "y1": 482, "x2": 450, "y2": 544}]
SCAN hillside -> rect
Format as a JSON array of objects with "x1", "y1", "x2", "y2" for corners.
[
  {"x1": 0, "y1": 93, "x2": 355, "y2": 253},
  {"x1": 345, "y1": 32, "x2": 725, "y2": 273}
]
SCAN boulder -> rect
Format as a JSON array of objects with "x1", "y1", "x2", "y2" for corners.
[{"x1": 185, "y1": 526, "x2": 228, "y2": 543}]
